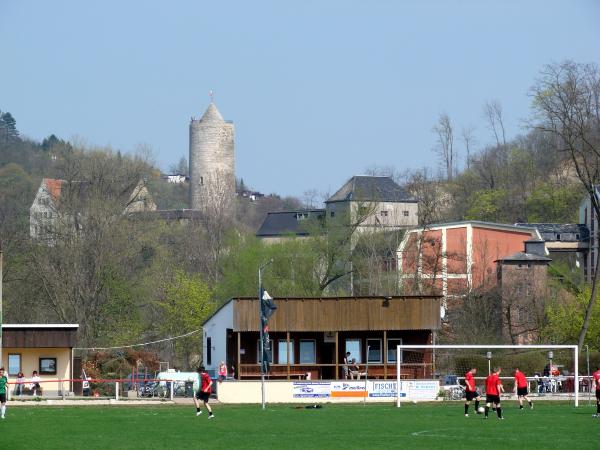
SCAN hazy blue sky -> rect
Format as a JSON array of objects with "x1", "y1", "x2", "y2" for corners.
[{"x1": 1, "y1": 0, "x2": 599, "y2": 199}]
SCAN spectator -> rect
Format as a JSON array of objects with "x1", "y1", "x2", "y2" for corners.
[
  {"x1": 30, "y1": 371, "x2": 41, "y2": 396},
  {"x1": 343, "y1": 352, "x2": 351, "y2": 379},
  {"x1": 15, "y1": 372, "x2": 25, "y2": 396},
  {"x1": 218, "y1": 361, "x2": 228, "y2": 382}
]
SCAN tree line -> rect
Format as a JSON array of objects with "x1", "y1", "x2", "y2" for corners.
[{"x1": 1, "y1": 60, "x2": 599, "y2": 369}]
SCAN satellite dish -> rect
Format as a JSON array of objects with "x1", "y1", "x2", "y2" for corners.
[{"x1": 440, "y1": 306, "x2": 446, "y2": 319}]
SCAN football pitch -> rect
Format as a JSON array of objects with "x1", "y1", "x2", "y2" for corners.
[{"x1": 0, "y1": 401, "x2": 597, "y2": 449}]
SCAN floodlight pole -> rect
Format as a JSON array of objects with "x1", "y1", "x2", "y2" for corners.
[{"x1": 258, "y1": 259, "x2": 273, "y2": 411}]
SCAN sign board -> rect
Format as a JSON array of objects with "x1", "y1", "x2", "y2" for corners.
[
  {"x1": 405, "y1": 380, "x2": 439, "y2": 400},
  {"x1": 330, "y1": 381, "x2": 367, "y2": 398},
  {"x1": 292, "y1": 382, "x2": 330, "y2": 398},
  {"x1": 323, "y1": 331, "x2": 335, "y2": 343}
]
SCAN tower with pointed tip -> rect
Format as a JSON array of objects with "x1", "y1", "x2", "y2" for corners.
[{"x1": 189, "y1": 102, "x2": 235, "y2": 212}]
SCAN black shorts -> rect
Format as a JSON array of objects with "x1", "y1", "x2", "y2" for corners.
[
  {"x1": 517, "y1": 387, "x2": 528, "y2": 397},
  {"x1": 465, "y1": 390, "x2": 479, "y2": 401},
  {"x1": 486, "y1": 394, "x2": 500, "y2": 404},
  {"x1": 0, "y1": 393, "x2": 6, "y2": 403},
  {"x1": 596, "y1": 390, "x2": 600, "y2": 401},
  {"x1": 196, "y1": 390, "x2": 210, "y2": 402}
]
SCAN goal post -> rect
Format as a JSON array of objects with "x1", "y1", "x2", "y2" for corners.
[{"x1": 396, "y1": 344, "x2": 579, "y2": 407}]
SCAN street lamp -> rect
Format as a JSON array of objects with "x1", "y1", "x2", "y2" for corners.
[{"x1": 486, "y1": 352, "x2": 492, "y2": 376}]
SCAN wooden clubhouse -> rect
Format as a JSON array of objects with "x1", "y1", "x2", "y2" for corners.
[{"x1": 202, "y1": 295, "x2": 442, "y2": 380}]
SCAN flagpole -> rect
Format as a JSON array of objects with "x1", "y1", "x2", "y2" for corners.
[{"x1": 258, "y1": 259, "x2": 273, "y2": 411}]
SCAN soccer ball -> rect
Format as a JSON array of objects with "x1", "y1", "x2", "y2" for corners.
[{"x1": 478, "y1": 407, "x2": 485, "y2": 413}]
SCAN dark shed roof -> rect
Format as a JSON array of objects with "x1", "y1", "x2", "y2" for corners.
[{"x1": 256, "y1": 209, "x2": 325, "y2": 237}]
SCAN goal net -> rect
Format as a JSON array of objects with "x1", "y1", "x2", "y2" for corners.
[{"x1": 396, "y1": 344, "x2": 579, "y2": 407}]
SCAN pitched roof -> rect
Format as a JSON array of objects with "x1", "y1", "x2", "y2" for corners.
[
  {"x1": 199, "y1": 102, "x2": 224, "y2": 124},
  {"x1": 495, "y1": 252, "x2": 552, "y2": 262},
  {"x1": 256, "y1": 209, "x2": 325, "y2": 237},
  {"x1": 514, "y1": 223, "x2": 589, "y2": 242},
  {"x1": 326, "y1": 176, "x2": 417, "y2": 203}
]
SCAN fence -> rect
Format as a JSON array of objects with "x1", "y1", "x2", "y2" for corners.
[{"x1": 5, "y1": 378, "x2": 202, "y2": 401}]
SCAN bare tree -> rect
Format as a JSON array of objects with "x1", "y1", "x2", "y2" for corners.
[
  {"x1": 531, "y1": 60, "x2": 600, "y2": 349},
  {"x1": 461, "y1": 126, "x2": 476, "y2": 170},
  {"x1": 432, "y1": 113, "x2": 456, "y2": 181},
  {"x1": 483, "y1": 100, "x2": 507, "y2": 148}
]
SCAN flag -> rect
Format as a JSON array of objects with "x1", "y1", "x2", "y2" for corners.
[
  {"x1": 260, "y1": 288, "x2": 277, "y2": 321},
  {"x1": 260, "y1": 288, "x2": 277, "y2": 373}
]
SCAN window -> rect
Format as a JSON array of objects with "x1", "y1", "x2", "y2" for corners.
[
  {"x1": 403, "y1": 211, "x2": 409, "y2": 217},
  {"x1": 278, "y1": 340, "x2": 295, "y2": 364},
  {"x1": 367, "y1": 339, "x2": 382, "y2": 363},
  {"x1": 345, "y1": 339, "x2": 362, "y2": 364},
  {"x1": 299, "y1": 340, "x2": 316, "y2": 364},
  {"x1": 387, "y1": 338, "x2": 403, "y2": 363},
  {"x1": 256, "y1": 340, "x2": 273, "y2": 364},
  {"x1": 206, "y1": 337, "x2": 212, "y2": 366},
  {"x1": 39, "y1": 358, "x2": 57, "y2": 375},
  {"x1": 556, "y1": 233, "x2": 561, "y2": 241},
  {"x1": 200, "y1": 176, "x2": 204, "y2": 185},
  {"x1": 8, "y1": 354, "x2": 21, "y2": 376},
  {"x1": 380, "y1": 211, "x2": 388, "y2": 217},
  {"x1": 330, "y1": 211, "x2": 335, "y2": 218}
]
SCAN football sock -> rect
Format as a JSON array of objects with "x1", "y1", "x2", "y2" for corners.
[
  {"x1": 519, "y1": 404, "x2": 523, "y2": 409},
  {"x1": 196, "y1": 407, "x2": 200, "y2": 413},
  {"x1": 528, "y1": 401, "x2": 532, "y2": 407},
  {"x1": 1, "y1": 405, "x2": 5, "y2": 416},
  {"x1": 484, "y1": 406, "x2": 489, "y2": 417},
  {"x1": 497, "y1": 407, "x2": 502, "y2": 418},
  {"x1": 475, "y1": 400, "x2": 480, "y2": 410},
  {"x1": 596, "y1": 404, "x2": 600, "y2": 414},
  {"x1": 464, "y1": 404, "x2": 469, "y2": 415}
]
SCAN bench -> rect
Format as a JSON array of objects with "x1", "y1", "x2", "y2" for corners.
[{"x1": 13, "y1": 385, "x2": 43, "y2": 396}]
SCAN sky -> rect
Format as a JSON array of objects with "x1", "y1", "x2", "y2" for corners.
[{"x1": 1, "y1": 0, "x2": 599, "y2": 199}]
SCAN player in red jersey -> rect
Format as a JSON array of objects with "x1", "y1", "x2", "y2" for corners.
[
  {"x1": 464, "y1": 367, "x2": 482, "y2": 417},
  {"x1": 514, "y1": 368, "x2": 533, "y2": 410},
  {"x1": 194, "y1": 366, "x2": 214, "y2": 419},
  {"x1": 593, "y1": 366, "x2": 600, "y2": 418},
  {"x1": 484, "y1": 367, "x2": 504, "y2": 419}
]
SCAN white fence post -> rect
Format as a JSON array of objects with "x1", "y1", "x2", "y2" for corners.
[
  {"x1": 170, "y1": 381, "x2": 174, "y2": 400},
  {"x1": 115, "y1": 381, "x2": 119, "y2": 401}
]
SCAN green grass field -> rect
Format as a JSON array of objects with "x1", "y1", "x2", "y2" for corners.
[{"x1": 0, "y1": 402, "x2": 597, "y2": 449}]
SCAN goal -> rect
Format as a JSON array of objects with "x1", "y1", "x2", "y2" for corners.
[{"x1": 395, "y1": 344, "x2": 579, "y2": 407}]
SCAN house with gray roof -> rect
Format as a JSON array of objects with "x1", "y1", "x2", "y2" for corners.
[{"x1": 324, "y1": 175, "x2": 418, "y2": 233}]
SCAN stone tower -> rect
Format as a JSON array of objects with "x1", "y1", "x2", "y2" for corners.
[{"x1": 189, "y1": 102, "x2": 235, "y2": 211}]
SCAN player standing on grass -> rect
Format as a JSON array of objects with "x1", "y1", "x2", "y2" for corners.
[
  {"x1": 484, "y1": 367, "x2": 504, "y2": 419},
  {"x1": 513, "y1": 368, "x2": 533, "y2": 410},
  {"x1": 0, "y1": 367, "x2": 8, "y2": 419},
  {"x1": 194, "y1": 366, "x2": 214, "y2": 419},
  {"x1": 464, "y1": 367, "x2": 482, "y2": 417},
  {"x1": 593, "y1": 365, "x2": 600, "y2": 418}
]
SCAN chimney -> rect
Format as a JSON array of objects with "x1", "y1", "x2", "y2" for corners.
[{"x1": 524, "y1": 240, "x2": 546, "y2": 256}]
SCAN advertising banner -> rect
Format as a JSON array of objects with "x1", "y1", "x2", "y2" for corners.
[
  {"x1": 292, "y1": 382, "x2": 331, "y2": 398},
  {"x1": 330, "y1": 381, "x2": 367, "y2": 398},
  {"x1": 406, "y1": 380, "x2": 439, "y2": 400}
]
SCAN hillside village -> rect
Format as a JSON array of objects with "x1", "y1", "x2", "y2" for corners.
[{"x1": 1, "y1": 61, "x2": 600, "y2": 379}]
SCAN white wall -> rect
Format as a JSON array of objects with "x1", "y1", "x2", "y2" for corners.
[{"x1": 203, "y1": 301, "x2": 233, "y2": 373}]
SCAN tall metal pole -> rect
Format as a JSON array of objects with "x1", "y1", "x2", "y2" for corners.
[{"x1": 258, "y1": 259, "x2": 273, "y2": 411}]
